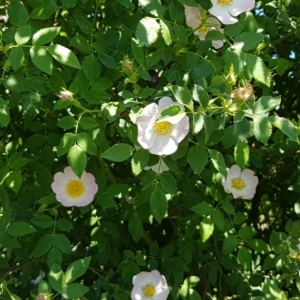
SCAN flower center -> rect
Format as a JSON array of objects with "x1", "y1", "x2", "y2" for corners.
[
  {"x1": 231, "y1": 177, "x2": 246, "y2": 190},
  {"x1": 197, "y1": 26, "x2": 209, "y2": 34},
  {"x1": 66, "y1": 180, "x2": 85, "y2": 198},
  {"x1": 218, "y1": 0, "x2": 233, "y2": 5},
  {"x1": 153, "y1": 121, "x2": 173, "y2": 136},
  {"x1": 142, "y1": 284, "x2": 156, "y2": 298}
]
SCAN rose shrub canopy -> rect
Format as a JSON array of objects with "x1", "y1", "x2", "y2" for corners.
[{"x1": 0, "y1": 0, "x2": 300, "y2": 299}]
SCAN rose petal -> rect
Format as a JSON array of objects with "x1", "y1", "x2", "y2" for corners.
[
  {"x1": 158, "y1": 97, "x2": 175, "y2": 112},
  {"x1": 133, "y1": 272, "x2": 152, "y2": 287},
  {"x1": 229, "y1": 0, "x2": 255, "y2": 16},
  {"x1": 209, "y1": 5, "x2": 238, "y2": 24},
  {"x1": 170, "y1": 116, "x2": 189, "y2": 143},
  {"x1": 150, "y1": 136, "x2": 178, "y2": 156},
  {"x1": 227, "y1": 165, "x2": 241, "y2": 179}
]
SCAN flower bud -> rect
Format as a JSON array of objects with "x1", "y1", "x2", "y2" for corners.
[{"x1": 60, "y1": 90, "x2": 72, "y2": 100}]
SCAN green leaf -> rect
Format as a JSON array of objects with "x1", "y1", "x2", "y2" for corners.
[
  {"x1": 205, "y1": 30, "x2": 225, "y2": 41},
  {"x1": 79, "y1": 116, "x2": 99, "y2": 130},
  {"x1": 9, "y1": 48, "x2": 24, "y2": 71},
  {"x1": 193, "y1": 84, "x2": 209, "y2": 109},
  {"x1": 10, "y1": 156, "x2": 30, "y2": 170},
  {"x1": 131, "y1": 38, "x2": 145, "y2": 66},
  {"x1": 160, "y1": 19, "x2": 172, "y2": 45},
  {"x1": 47, "y1": 247, "x2": 62, "y2": 267},
  {"x1": 192, "y1": 114, "x2": 204, "y2": 134},
  {"x1": 168, "y1": 85, "x2": 193, "y2": 108},
  {"x1": 190, "y1": 203, "x2": 213, "y2": 216},
  {"x1": 99, "y1": 54, "x2": 117, "y2": 69},
  {"x1": 6, "y1": 171, "x2": 22, "y2": 193},
  {"x1": 222, "y1": 200, "x2": 235, "y2": 215},
  {"x1": 30, "y1": 0, "x2": 58, "y2": 20},
  {"x1": 183, "y1": 276, "x2": 200, "y2": 288},
  {"x1": 57, "y1": 116, "x2": 76, "y2": 129},
  {"x1": 203, "y1": 114, "x2": 215, "y2": 141},
  {"x1": 76, "y1": 132, "x2": 97, "y2": 155},
  {"x1": 15, "y1": 25, "x2": 31, "y2": 45},
  {"x1": 268, "y1": 116, "x2": 298, "y2": 142},
  {"x1": 234, "y1": 32, "x2": 264, "y2": 51},
  {"x1": 0, "y1": 97, "x2": 10, "y2": 127},
  {"x1": 67, "y1": 144, "x2": 87, "y2": 178},
  {"x1": 159, "y1": 173, "x2": 177, "y2": 194},
  {"x1": 207, "y1": 149, "x2": 227, "y2": 176},
  {"x1": 136, "y1": 17, "x2": 160, "y2": 46},
  {"x1": 222, "y1": 235, "x2": 239, "y2": 254},
  {"x1": 0, "y1": 233, "x2": 20, "y2": 249},
  {"x1": 30, "y1": 46, "x2": 53, "y2": 75},
  {"x1": 49, "y1": 263, "x2": 65, "y2": 293},
  {"x1": 56, "y1": 218, "x2": 73, "y2": 232},
  {"x1": 248, "y1": 239, "x2": 271, "y2": 254},
  {"x1": 237, "y1": 247, "x2": 252, "y2": 271},
  {"x1": 101, "y1": 143, "x2": 134, "y2": 162},
  {"x1": 31, "y1": 234, "x2": 53, "y2": 258},
  {"x1": 32, "y1": 27, "x2": 60, "y2": 46},
  {"x1": 245, "y1": 53, "x2": 270, "y2": 87},
  {"x1": 53, "y1": 234, "x2": 71, "y2": 254},
  {"x1": 82, "y1": 55, "x2": 101, "y2": 82},
  {"x1": 224, "y1": 23, "x2": 243, "y2": 37},
  {"x1": 65, "y1": 256, "x2": 91, "y2": 283},
  {"x1": 150, "y1": 186, "x2": 168, "y2": 223},
  {"x1": 225, "y1": 47, "x2": 244, "y2": 74},
  {"x1": 47, "y1": 44, "x2": 81, "y2": 69},
  {"x1": 32, "y1": 215, "x2": 54, "y2": 229},
  {"x1": 139, "y1": 0, "x2": 165, "y2": 17},
  {"x1": 211, "y1": 209, "x2": 225, "y2": 230},
  {"x1": 199, "y1": 216, "x2": 214, "y2": 243},
  {"x1": 116, "y1": 0, "x2": 135, "y2": 8},
  {"x1": 131, "y1": 149, "x2": 149, "y2": 176},
  {"x1": 177, "y1": 0, "x2": 197, "y2": 6},
  {"x1": 8, "y1": 0, "x2": 28, "y2": 27},
  {"x1": 253, "y1": 116, "x2": 272, "y2": 144},
  {"x1": 7, "y1": 221, "x2": 36, "y2": 237},
  {"x1": 238, "y1": 226, "x2": 257, "y2": 240},
  {"x1": 57, "y1": 133, "x2": 76, "y2": 157},
  {"x1": 61, "y1": 283, "x2": 89, "y2": 299},
  {"x1": 128, "y1": 215, "x2": 144, "y2": 242},
  {"x1": 234, "y1": 140, "x2": 249, "y2": 169},
  {"x1": 253, "y1": 96, "x2": 281, "y2": 115},
  {"x1": 187, "y1": 144, "x2": 208, "y2": 175}
]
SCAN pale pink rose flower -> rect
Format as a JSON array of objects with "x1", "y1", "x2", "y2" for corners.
[
  {"x1": 184, "y1": 5, "x2": 224, "y2": 49},
  {"x1": 136, "y1": 97, "x2": 189, "y2": 156},
  {"x1": 51, "y1": 166, "x2": 98, "y2": 207},
  {"x1": 209, "y1": 0, "x2": 255, "y2": 25},
  {"x1": 131, "y1": 270, "x2": 170, "y2": 300},
  {"x1": 222, "y1": 164, "x2": 258, "y2": 199}
]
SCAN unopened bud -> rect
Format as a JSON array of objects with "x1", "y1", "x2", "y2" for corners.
[{"x1": 60, "y1": 90, "x2": 72, "y2": 100}]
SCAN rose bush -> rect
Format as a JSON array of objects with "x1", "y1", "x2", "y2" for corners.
[{"x1": 0, "y1": 0, "x2": 300, "y2": 299}]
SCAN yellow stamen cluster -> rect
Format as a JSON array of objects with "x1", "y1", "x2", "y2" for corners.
[
  {"x1": 143, "y1": 284, "x2": 156, "y2": 298},
  {"x1": 66, "y1": 180, "x2": 85, "y2": 198},
  {"x1": 231, "y1": 177, "x2": 246, "y2": 190},
  {"x1": 218, "y1": 0, "x2": 233, "y2": 5},
  {"x1": 153, "y1": 121, "x2": 173, "y2": 136}
]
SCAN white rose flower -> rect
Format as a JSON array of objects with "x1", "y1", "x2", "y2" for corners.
[
  {"x1": 184, "y1": 5, "x2": 224, "y2": 49},
  {"x1": 209, "y1": 0, "x2": 255, "y2": 25},
  {"x1": 131, "y1": 270, "x2": 170, "y2": 300},
  {"x1": 222, "y1": 164, "x2": 258, "y2": 199},
  {"x1": 136, "y1": 97, "x2": 189, "y2": 156}
]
